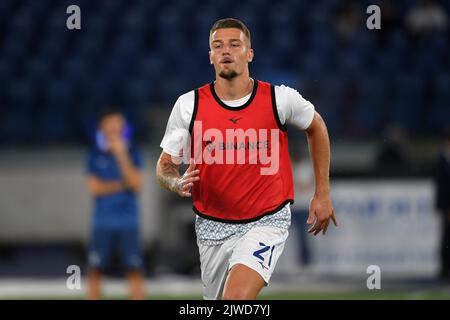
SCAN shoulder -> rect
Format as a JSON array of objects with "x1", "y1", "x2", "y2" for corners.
[
  {"x1": 85, "y1": 148, "x2": 104, "y2": 171},
  {"x1": 259, "y1": 82, "x2": 306, "y2": 104},
  {"x1": 87, "y1": 148, "x2": 101, "y2": 159},
  {"x1": 270, "y1": 83, "x2": 315, "y2": 129},
  {"x1": 173, "y1": 90, "x2": 197, "y2": 124},
  {"x1": 177, "y1": 83, "x2": 212, "y2": 106},
  {"x1": 268, "y1": 83, "x2": 305, "y2": 113},
  {"x1": 176, "y1": 90, "x2": 196, "y2": 106},
  {"x1": 274, "y1": 84, "x2": 303, "y2": 99}
]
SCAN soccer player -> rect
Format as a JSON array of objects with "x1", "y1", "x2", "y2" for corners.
[
  {"x1": 85, "y1": 109, "x2": 145, "y2": 300},
  {"x1": 156, "y1": 18, "x2": 338, "y2": 300}
]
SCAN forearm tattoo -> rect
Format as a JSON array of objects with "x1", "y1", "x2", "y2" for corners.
[{"x1": 156, "y1": 156, "x2": 180, "y2": 193}]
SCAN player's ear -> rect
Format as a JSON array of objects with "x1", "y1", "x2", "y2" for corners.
[
  {"x1": 248, "y1": 48, "x2": 254, "y2": 63},
  {"x1": 209, "y1": 50, "x2": 213, "y2": 64}
]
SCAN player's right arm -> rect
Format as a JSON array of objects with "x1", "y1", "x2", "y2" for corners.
[
  {"x1": 156, "y1": 153, "x2": 199, "y2": 197},
  {"x1": 86, "y1": 175, "x2": 124, "y2": 196}
]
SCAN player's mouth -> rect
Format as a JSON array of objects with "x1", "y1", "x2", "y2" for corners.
[{"x1": 220, "y1": 58, "x2": 234, "y2": 64}]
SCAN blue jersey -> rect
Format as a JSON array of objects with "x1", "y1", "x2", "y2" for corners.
[{"x1": 86, "y1": 146, "x2": 143, "y2": 229}]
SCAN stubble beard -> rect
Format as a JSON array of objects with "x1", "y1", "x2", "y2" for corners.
[{"x1": 218, "y1": 68, "x2": 239, "y2": 80}]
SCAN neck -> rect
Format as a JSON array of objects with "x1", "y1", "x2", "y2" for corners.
[{"x1": 214, "y1": 72, "x2": 253, "y2": 101}]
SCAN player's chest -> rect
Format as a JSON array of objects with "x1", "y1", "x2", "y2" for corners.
[{"x1": 194, "y1": 107, "x2": 276, "y2": 131}]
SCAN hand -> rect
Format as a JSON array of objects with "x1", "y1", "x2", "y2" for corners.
[
  {"x1": 108, "y1": 137, "x2": 127, "y2": 156},
  {"x1": 173, "y1": 159, "x2": 200, "y2": 197},
  {"x1": 307, "y1": 193, "x2": 338, "y2": 236}
]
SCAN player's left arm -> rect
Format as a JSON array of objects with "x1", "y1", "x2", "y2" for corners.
[
  {"x1": 279, "y1": 85, "x2": 338, "y2": 235},
  {"x1": 109, "y1": 137, "x2": 143, "y2": 192},
  {"x1": 304, "y1": 111, "x2": 338, "y2": 236}
]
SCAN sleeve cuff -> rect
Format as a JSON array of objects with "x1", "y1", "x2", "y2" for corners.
[{"x1": 159, "y1": 143, "x2": 182, "y2": 157}]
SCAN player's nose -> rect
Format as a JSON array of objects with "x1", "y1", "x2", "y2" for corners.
[{"x1": 221, "y1": 45, "x2": 232, "y2": 54}]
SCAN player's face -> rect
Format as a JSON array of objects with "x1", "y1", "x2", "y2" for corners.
[
  {"x1": 209, "y1": 28, "x2": 253, "y2": 80},
  {"x1": 100, "y1": 114, "x2": 125, "y2": 141}
]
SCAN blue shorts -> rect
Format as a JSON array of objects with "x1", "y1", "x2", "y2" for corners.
[{"x1": 88, "y1": 227, "x2": 143, "y2": 270}]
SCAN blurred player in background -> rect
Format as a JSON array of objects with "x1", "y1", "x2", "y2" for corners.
[
  {"x1": 85, "y1": 109, "x2": 145, "y2": 299},
  {"x1": 156, "y1": 18, "x2": 337, "y2": 300}
]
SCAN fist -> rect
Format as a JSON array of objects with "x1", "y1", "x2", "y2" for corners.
[{"x1": 108, "y1": 137, "x2": 126, "y2": 155}]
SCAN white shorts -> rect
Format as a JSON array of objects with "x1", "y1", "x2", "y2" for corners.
[{"x1": 198, "y1": 225, "x2": 289, "y2": 300}]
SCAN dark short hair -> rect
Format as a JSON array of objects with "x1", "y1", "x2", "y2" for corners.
[
  {"x1": 210, "y1": 18, "x2": 251, "y2": 46},
  {"x1": 97, "y1": 107, "x2": 124, "y2": 123}
]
